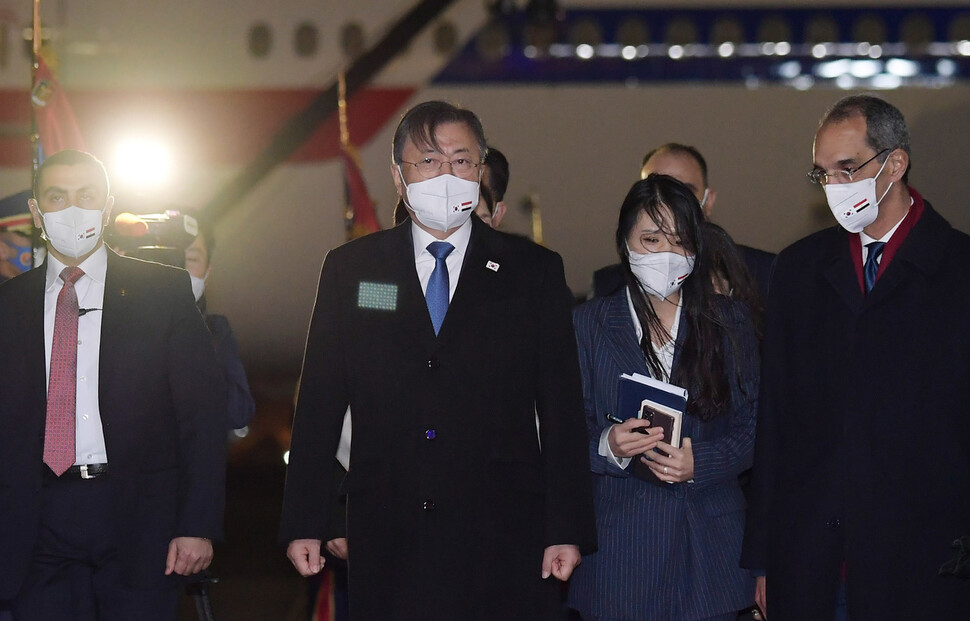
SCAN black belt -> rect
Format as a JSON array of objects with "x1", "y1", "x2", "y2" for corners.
[{"x1": 51, "y1": 463, "x2": 109, "y2": 479}]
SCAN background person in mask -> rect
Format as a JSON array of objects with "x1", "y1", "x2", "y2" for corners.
[
  {"x1": 280, "y1": 100, "x2": 596, "y2": 620},
  {"x1": 568, "y1": 174, "x2": 758, "y2": 621},
  {"x1": 741, "y1": 95, "x2": 970, "y2": 619},
  {"x1": 184, "y1": 224, "x2": 255, "y2": 431},
  {"x1": 473, "y1": 146, "x2": 510, "y2": 228},
  {"x1": 110, "y1": 212, "x2": 255, "y2": 432},
  {"x1": 592, "y1": 143, "x2": 775, "y2": 301},
  {"x1": 0, "y1": 150, "x2": 227, "y2": 620}
]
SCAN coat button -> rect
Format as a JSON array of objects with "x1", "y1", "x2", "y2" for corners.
[
  {"x1": 425, "y1": 429, "x2": 436, "y2": 440},
  {"x1": 826, "y1": 518, "x2": 841, "y2": 530},
  {"x1": 422, "y1": 499, "x2": 436, "y2": 511},
  {"x1": 427, "y1": 357, "x2": 440, "y2": 369}
]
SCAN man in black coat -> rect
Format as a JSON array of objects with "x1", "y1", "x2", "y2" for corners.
[
  {"x1": 0, "y1": 150, "x2": 227, "y2": 620},
  {"x1": 280, "y1": 101, "x2": 596, "y2": 620},
  {"x1": 741, "y1": 95, "x2": 970, "y2": 619}
]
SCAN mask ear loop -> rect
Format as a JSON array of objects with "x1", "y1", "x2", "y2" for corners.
[
  {"x1": 873, "y1": 155, "x2": 894, "y2": 206},
  {"x1": 396, "y1": 165, "x2": 413, "y2": 210}
]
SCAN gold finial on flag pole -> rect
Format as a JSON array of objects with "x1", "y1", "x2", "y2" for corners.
[{"x1": 31, "y1": 0, "x2": 41, "y2": 175}]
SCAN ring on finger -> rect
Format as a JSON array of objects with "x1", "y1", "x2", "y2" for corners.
[{"x1": 663, "y1": 466, "x2": 668, "y2": 475}]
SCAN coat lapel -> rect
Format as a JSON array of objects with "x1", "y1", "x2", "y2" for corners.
[
  {"x1": 377, "y1": 222, "x2": 438, "y2": 345},
  {"x1": 439, "y1": 218, "x2": 498, "y2": 338},
  {"x1": 98, "y1": 251, "x2": 134, "y2": 408},
  {"x1": 865, "y1": 203, "x2": 949, "y2": 309},
  {"x1": 19, "y1": 265, "x2": 49, "y2": 410},
  {"x1": 601, "y1": 290, "x2": 650, "y2": 377},
  {"x1": 823, "y1": 228, "x2": 864, "y2": 315}
]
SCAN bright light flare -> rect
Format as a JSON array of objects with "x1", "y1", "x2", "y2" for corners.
[{"x1": 113, "y1": 137, "x2": 174, "y2": 189}]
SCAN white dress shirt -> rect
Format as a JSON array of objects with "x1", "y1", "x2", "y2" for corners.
[
  {"x1": 410, "y1": 217, "x2": 473, "y2": 301},
  {"x1": 44, "y1": 245, "x2": 108, "y2": 465},
  {"x1": 859, "y1": 198, "x2": 912, "y2": 265}
]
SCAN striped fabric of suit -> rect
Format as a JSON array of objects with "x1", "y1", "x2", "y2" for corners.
[{"x1": 568, "y1": 288, "x2": 758, "y2": 621}]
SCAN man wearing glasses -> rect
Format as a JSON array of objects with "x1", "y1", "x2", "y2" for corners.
[
  {"x1": 742, "y1": 94, "x2": 970, "y2": 619},
  {"x1": 280, "y1": 100, "x2": 596, "y2": 620}
]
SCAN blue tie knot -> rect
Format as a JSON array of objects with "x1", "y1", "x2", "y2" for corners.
[
  {"x1": 864, "y1": 241, "x2": 886, "y2": 293},
  {"x1": 427, "y1": 241, "x2": 454, "y2": 261}
]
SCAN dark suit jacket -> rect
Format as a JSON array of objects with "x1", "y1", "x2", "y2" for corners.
[
  {"x1": 280, "y1": 218, "x2": 596, "y2": 621},
  {"x1": 568, "y1": 290, "x2": 758, "y2": 620},
  {"x1": 741, "y1": 195, "x2": 970, "y2": 619},
  {"x1": 737, "y1": 244, "x2": 775, "y2": 302},
  {"x1": 0, "y1": 250, "x2": 227, "y2": 598},
  {"x1": 592, "y1": 244, "x2": 776, "y2": 301}
]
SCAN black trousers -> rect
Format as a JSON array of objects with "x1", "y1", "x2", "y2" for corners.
[{"x1": 12, "y1": 471, "x2": 177, "y2": 621}]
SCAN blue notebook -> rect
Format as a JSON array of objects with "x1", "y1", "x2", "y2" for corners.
[{"x1": 615, "y1": 374, "x2": 688, "y2": 483}]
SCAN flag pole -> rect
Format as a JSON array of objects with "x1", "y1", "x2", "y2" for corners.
[
  {"x1": 338, "y1": 69, "x2": 354, "y2": 240},
  {"x1": 30, "y1": 0, "x2": 41, "y2": 176}
]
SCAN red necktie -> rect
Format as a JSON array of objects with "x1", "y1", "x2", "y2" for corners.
[{"x1": 44, "y1": 266, "x2": 84, "y2": 476}]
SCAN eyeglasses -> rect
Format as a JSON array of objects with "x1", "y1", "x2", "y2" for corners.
[
  {"x1": 400, "y1": 157, "x2": 480, "y2": 179},
  {"x1": 807, "y1": 148, "x2": 890, "y2": 186}
]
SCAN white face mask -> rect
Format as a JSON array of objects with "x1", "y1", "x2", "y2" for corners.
[
  {"x1": 627, "y1": 247, "x2": 696, "y2": 301},
  {"x1": 190, "y1": 271, "x2": 208, "y2": 302},
  {"x1": 399, "y1": 168, "x2": 479, "y2": 232},
  {"x1": 41, "y1": 204, "x2": 107, "y2": 259},
  {"x1": 823, "y1": 156, "x2": 893, "y2": 233}
]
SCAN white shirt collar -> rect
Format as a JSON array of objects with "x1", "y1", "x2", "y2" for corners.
[
  {"x1": 625, "y1": 285, "x2": 682, "y2": 345},
  {"x1": 45, "y1": 244, "x2": 108, "y2": 291},
  {"x1": 410, "y1": 217, "x2": 473, "y2": 261},
  {"x1": 860, "y1": 197, "x2": 913, "y2": 246}
]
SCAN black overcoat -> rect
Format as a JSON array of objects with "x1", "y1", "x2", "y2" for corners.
[
  {"x1": 742, "y1": 194, "x2": 970, "y2": 618},
  {"x1": 280, "y1": 217, "x2": 597, "y2": 620}
]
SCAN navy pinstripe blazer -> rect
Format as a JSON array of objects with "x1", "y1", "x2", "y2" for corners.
[{"x1": 568, "y1": 288, "x2": 758, "y2": 621}]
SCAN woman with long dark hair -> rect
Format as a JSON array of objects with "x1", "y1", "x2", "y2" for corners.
[{"x1": 568, "y1": 175, "x2": 758, "y2": 621}]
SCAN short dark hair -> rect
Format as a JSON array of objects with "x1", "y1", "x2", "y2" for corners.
[
  {"x1": 483, "y1": 146, "x2": 510, "y2": 202},
  {"x1": 391, "y1": 101, "x2": 487, "y2": 165},
  {"x1": 392, "y1": 199, "x2": 410, "y2": 226},
  {"x1": 640, "y1": 143, "x2": 709, "y2": 187},
  {"x1": 33, "y1": 150, "x2": 110, "y2": 200},
  {"x1": 820, "y1": 95, "x2": 911, "y2": 182}
]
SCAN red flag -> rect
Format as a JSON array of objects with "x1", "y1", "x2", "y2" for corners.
[
  {"x1": 310, "y1": 568, "x2": 335, "y2": 621},
  {"x1": 342, "y1": 143, "x2": 380, "y2": 240},
  {"x1": 32, "y1": 53, "x2": 86, "y2": 159}
]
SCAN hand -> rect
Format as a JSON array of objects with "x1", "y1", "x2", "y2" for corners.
[
  {"x1": 608, "y1": 418, "x2": 664, "y2": 458},
  {"x1": 325, "y1": 537, "x2": 348, "y2": 560},
  {"x1": 643, "y1": 437, "x2": 694, "y2": 483},
  {"x1": 165, "y1": 537, "x2": 213, "y2": 576},
  {"x1": 541, "y1": 544, "x2": 581, "y2": 581},
  {"x1": 755, "y1": 575, "x2": 767, "y2": 619},
  {"x1": 287, "y1": 538, "x2": 325, "y2": 576}
]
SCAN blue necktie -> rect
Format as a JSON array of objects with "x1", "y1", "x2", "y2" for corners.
[
  {"x1": 864, "y1": 241, "x2": 886, "y2": 293},
  {"x1": 426, "y1": 241, "x2": 454, "y2": 335}
]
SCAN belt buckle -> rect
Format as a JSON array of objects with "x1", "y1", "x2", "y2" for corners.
[{"x1": 80, "y1": 464, "x2": 93, "y2": 480}]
